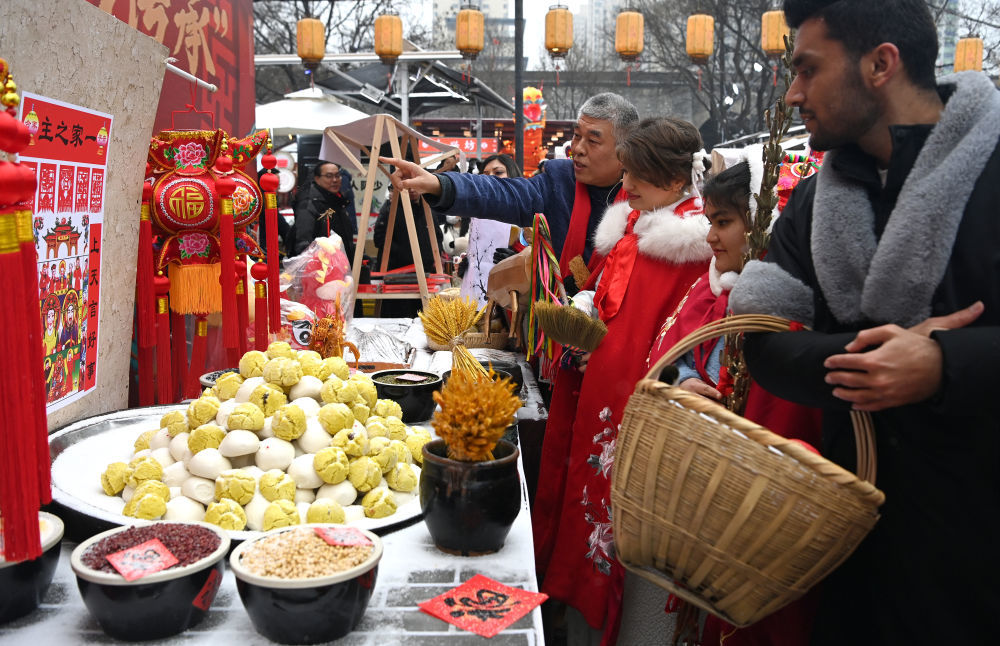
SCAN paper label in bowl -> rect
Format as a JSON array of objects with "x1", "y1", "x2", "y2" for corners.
[
  {"x1": 106, "y1": 538, "x2": 179, "y2": 581},
  {"x1": 314, "y1": 527, "x2": 372, "y2": 547},
  {"x1": 394, "y1": 373, "x2": 432, "y2": 383}
]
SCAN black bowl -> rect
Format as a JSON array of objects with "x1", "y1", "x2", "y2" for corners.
[
  {"x1": 442, "y1": 369, "x2": 514, "y2": 390},
  {"x1": 230, "y1": 524, "x2": 383, "y2": 645},
  {"x1": 70, "y1": 521, "x2": 230, "y2": 641},
  {"x1": 0, "y1": 511, "x2": 64, "y2": 624},
  {"x1": 199, "y1": 368, "x2": 239, "y2": 388},
  {"x1": 371, "y1": 369, "x2": 442, "y2": 423},
  {"x1": 477, "y1": 360, "x2": 524, "y2": 393}
]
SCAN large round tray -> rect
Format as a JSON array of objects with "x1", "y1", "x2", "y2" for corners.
[{"x1": 49, "y1": 405, "x2": 423, "y2": 542}]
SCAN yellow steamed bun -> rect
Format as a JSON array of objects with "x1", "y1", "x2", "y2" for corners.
[
  {"x1": 239, "y1": 350, "x2": 268, "y2": 378},
  {"x1": 204, "y1": 498, "x2": 247, "y2": 530}
]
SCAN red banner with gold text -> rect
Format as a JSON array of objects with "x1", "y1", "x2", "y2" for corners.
[{"x1": 87, "y1": 0, "x2": 255, "y2": 137}]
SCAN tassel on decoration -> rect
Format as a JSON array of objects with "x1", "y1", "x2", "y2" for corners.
[
  {"x1": 185, "y1": 315, "x2": 208, "y2": 398},
  {"x1": 18, "y1": 200, "x2": 51, "y2": 505},
  {"x1": 251, "y1": 262, "x2": 268, "y2": 351},
  {"x1": 0, "y1": 206, "x2": 41, "y2": 562},
  {"x1": 153, "y1": 273, "x2": 173, "y2": 404},
  {"x1": 136, "y1": 173, "x2": 156, "y2": 405},
  {"x1": 0, "y1": 64, "x2": 46, "y2": 561},
  {"x1": 259, "y1": 143, "x2": 281, "y2": 333},
  {"x1": 170, "y1": 310, "x2": 187, "y2": 401},
  {"x1": 9, "y1": 116, "x2": 50, "y2": 506},
  {"x1": 167, "y1": 263, "x2": 222, "y2": 313},
  {"x1": 214, "y1": 140, "x2": 239, "y2": 367},
  {"x1": 235, "y1": 260, "x2": 248, "y2": 355}
]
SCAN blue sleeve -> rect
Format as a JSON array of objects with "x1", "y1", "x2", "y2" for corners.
[
  {"x1": 437, "y1": 172, "x2": 555, "y2": 228},
  {"x1": 675, "y1": 351, "x2": 701, "y2": 385}
]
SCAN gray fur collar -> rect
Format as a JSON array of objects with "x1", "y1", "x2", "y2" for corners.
[
  {"x1": 814, "y1": 71, "x2": 1000, "y2": 326},
  {"x1": 732, "y1": 71, "x2": 1000, "y2": 327}
]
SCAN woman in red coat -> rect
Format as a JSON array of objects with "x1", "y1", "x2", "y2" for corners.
[
  {"x1": 646, "y1": 152, "x2": 823, "y2": 646},
  {"x1": 533, "y1": 117, "x2": 714, "y2": 644}
]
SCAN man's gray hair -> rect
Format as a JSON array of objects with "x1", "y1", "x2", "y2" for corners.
[{"x1": 578, "y1": 93, "x2": 639, "y2": 140}]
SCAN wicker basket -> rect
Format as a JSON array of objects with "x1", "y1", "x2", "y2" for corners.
[{"x1": 611, "y1": 314, "x2": 885, "y2": 627}]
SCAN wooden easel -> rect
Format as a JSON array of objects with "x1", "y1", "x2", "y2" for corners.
[{"x1": 322, "y1": 114, "x2": 458, "y2": 309}]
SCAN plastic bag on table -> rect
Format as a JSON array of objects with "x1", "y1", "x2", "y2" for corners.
[
  {"x1": 258, "y1": 300, "x2": 316, "y2": 351},
  {"x1": 280, "y1": 236, "x2": 355, "y2": 323}
]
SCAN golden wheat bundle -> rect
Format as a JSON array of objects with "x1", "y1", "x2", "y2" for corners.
[
  {"x1": 418, "y1": 296, "x2": 485, "y2": 347},
  {"x1": 432, "y1": 368, "x2": 521, "y2": 461},
  {"x1": 532, "y1": 300, "x2": 608, "y2": 352},
  {"x1": 452, "y1": 344, "x2": 491, "y2": 379}
]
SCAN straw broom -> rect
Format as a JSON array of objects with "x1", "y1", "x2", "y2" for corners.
[{"x1": 532, "y1": 300, "x2": 608, "y2": 352}]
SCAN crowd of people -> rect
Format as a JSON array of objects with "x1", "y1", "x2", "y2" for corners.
[
  {"x1": 376, "y1": 0, "x2": 1000, "y2": 644},
  {"x1": 256, "y1": 0, "x2": 999, "y2": 642}
]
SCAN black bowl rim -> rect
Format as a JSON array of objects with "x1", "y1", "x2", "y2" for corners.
[
  {"x1": 70, "y1": 520, "x2": 230, "y2": 585},
  {"x1": 229, "y1": 524, "x2": 383, "y2": 589},
  {"x1": 370, "y1": 369, "x2": 442, "y2": 386},
  {"x1": 0, "y1": 511, "x2": 65, "y2": 569},
  {"x1": 421, "y1": 438, "x2": 520, "y2": 468}
]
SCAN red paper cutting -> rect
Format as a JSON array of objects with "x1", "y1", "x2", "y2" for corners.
[
  {"x1": 314, "y1": 526, "x2": 373, "y2": 547},
  {"x1": 105, "y1": 538, "x2": 179, "y2": 581},
  {"x1": 418, "y1": 574, "x2": 548, "y2": 638}
]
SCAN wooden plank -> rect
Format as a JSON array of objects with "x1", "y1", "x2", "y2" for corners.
[
  {"x1": 386, "y1": 119, "x2": 430, "y2": 305},
  {"x1": 349, "y1": 114, "x2": 385, "y2": 306}
]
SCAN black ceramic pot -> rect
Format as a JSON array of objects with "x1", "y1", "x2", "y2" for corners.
[
  {"x1": 0, "y1": 512, "x2": 64, "y2": 624},
  {"x1": 70, "y1": 521, "x2": 230, "y2": 641},
  {"x1": 478, "y1": 360, "x2": 524, "y2": 394},
  {"x1": 230, "y1": 525, "x2": 383, "y2": 645},
  {"x1": 371, "y1": 369, "x2": 442, "y2": 423},
  {"x1": 419, "y1": 439, "x2": 521, "y2": 555}
]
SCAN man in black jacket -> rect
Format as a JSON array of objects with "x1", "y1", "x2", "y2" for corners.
[
  {"x1": 729, "y1": 1, "x2": 1000, "y2": 644},
  {"x1": 291, "y1": 160, "x2": 355, "y2": 259}
]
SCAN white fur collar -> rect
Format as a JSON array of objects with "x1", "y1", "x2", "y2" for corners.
[
  {"x1": 593, "y1": 199, "x2": 712, "y2": 264},
  {"x1": 708, "y1": 256, "x2": 740, "y2": 296}
]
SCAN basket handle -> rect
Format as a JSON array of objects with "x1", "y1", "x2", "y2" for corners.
[{"x1": 644, "y1": 313, "x2": 880, "y2": 491}]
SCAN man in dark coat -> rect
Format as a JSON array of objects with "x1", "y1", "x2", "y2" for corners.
[
  {"x1": 729, "y1": 1, "x2": 1000, "y2": 644},
  {"x1": 291, "y1": 160, "x2": 355, "y2": 259}
]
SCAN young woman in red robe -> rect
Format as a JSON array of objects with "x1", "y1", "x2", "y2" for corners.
[
  {"x1": 645, "y1": 152, "x2": 823, "y2": 646},
  {"x1": 533, "y1": 117, "x2": 714, "y2": 644}
]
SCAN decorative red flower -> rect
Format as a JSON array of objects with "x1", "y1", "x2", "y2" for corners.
[{"x1": 174, "y1": 142, "x2": 207, "y2": 169}]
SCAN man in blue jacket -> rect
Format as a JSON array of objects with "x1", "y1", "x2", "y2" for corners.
[{"x1": 380, "y1": 92, "x2": 638, "y2": 281}]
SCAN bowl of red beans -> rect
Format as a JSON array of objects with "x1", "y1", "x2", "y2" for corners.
[{"x1": 70, "y1": 521, "x2": 229, "y2": 641}]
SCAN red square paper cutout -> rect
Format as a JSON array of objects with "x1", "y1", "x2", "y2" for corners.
[
  {"x1": 105, "y1": 538, "x2": 179, "y2": 581},
  {"x1": 418, "y1": 574, "x2": 548, "y2": 638}
]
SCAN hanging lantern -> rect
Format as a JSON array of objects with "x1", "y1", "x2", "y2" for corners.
[
  {"x1": 615, "y1": 10, "x2": 644, "y2": 86},
  {"x1": 687, "y1": 13, "x2": 714, "y2": 92},
  {"x1": 296, "y1": 17, "x2": 326, "y2": 72},
  {"x1": 761, "y1": 10, "x2": 789, "y2": 86},
  {"x1": 456, "y1": 3, "x2": 485, "y2": 61},
  {"x1": 374, "y1": 12, "x2": 404, "y2": 65},
  {"x1": 545, "y1": 5, "x2": 573, "y2": 85},
  {"x1": 686, "y1": 14, "x2": 714, "y2": 63},
  {"x1": 545, "y1": 5, "x2": 573, "y2": 59},
  {"x1": 96, "y1": 124, "x2": 108, "y2": 157},
  {"x1": 615, "y1": 11, "x2": 644, "y2": 62},
  {"x1": 954, "y1": 37, "x2": 984, "y2": 72},
  {"x1": 23, "y1": 106, "x2": 38, "y2": 146},
  {"x1": 761, "y1": 10, "x2": 789, "y2": 57}
]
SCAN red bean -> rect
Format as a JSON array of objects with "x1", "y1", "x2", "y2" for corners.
[{"x1": 81, "y1": 524, "x2": 221, "y2": 573}]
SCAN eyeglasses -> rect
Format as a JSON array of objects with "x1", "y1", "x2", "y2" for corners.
[{"x1": 318, "y1": 173, "x2": 340, "y2": 179}]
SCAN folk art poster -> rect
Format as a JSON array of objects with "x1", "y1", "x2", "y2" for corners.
[{"x1": 19, "y1": 92, "x2": 110, "y2": 412}]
